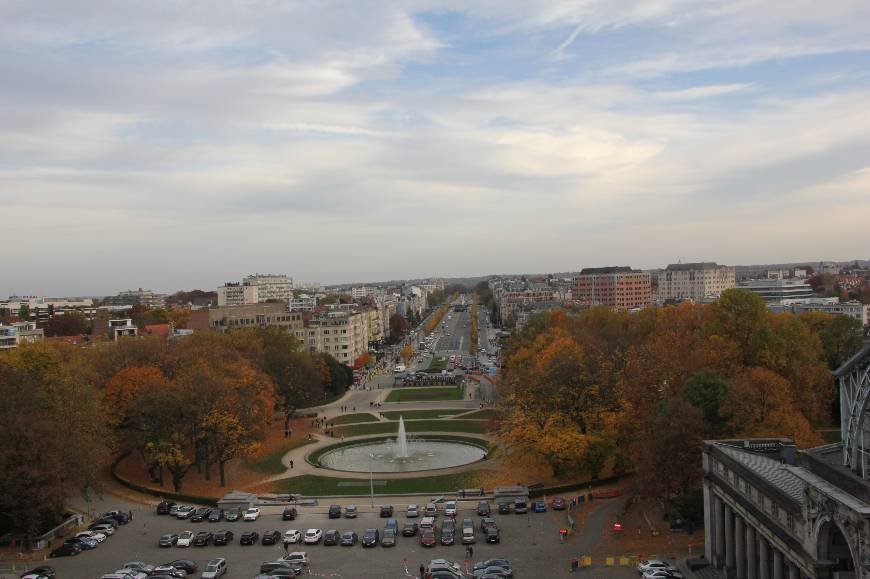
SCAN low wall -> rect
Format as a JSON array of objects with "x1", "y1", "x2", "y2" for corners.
[{"x1": 110, "y1": 453, "x2": 218, "y2": 507}]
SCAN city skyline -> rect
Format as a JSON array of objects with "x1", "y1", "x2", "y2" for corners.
[{"x1": 3, "y1": 1, "x2": 870, "y2": 296}]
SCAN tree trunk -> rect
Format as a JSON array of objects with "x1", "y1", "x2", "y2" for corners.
[
  {"x1": 204, "y1": 456, "x2": 212, "y2": 481},
  {"x1": 284, "y1": 413, "x2": 291, "y2": 435},
  {"x1": 172, "y1": 472, "x2": 183, "y2": 492},
  {"x1": 158, "y1": 465, "x2": 164, "y2": 487},
  {"x1": 219, "y1": 460, "x2": 227, "y2": 487}
]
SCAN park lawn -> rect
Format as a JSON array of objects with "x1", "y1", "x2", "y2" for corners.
[
  {"x1": 337, "y1": 419, "x2": 489, "y2": 437},
  {"x1": 428, "y1": 356, "x2": 449, "y2": 371},
  {"x1": 330, "y1": 413, "x2": 380, "y2": 425},
  {"x1": 272, "y1": 471, "x2": 494, "y2": 496},
  {"x1": 246, "y1": 438, "x2": 315, "y2": 474},
  {"x1": 458, "y1": 409, "x2": 498, "y2": 420},
  {"x1": 386, "y1": 387, "x2": 463, "y2": 403},
  {"x1": 382, "y1": 409, "x2": 466, "y2": 420}
]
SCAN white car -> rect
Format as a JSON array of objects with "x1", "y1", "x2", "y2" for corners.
[
  {"x1": 444, "y1": 501, "x2": 457, "y2": 517},
  {"x1": 303, "y1": 529, "x2": 323, "y2": 544},
  {"x1": 407, "y1": 504, "x2": 419, "y2": 517},
  {"x1": 76, "y1": 530, "x2": 107, "y2": 543},
  {"x1": 284, "y1": 529, "x2": 302, "y2": 544},
  {"x1": 176, "y1": 530, "x2": 194, "y2": 547},
  {"x1": 637, "y1": 560, "x2": 674, "y2": 574},
  {"x1": 644, "y1": 570, "x2": 683, "y2": 579},
  {"x1": 281, "y1": 551, "x2": 310, "y2": 566},
  {"x1": 89, "y1": 523, "x2": 115, "y2": 536},
  {"x1": 242, "y1": 507, "x2": 260, "y2": 521}
]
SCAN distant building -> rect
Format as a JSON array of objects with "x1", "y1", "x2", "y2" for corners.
[
  {"x1": 288, "y1": 294, "x2": 318, "y2": 312},
  {"x1": 217, "y1": 282, "x2": 259, "y2": 306},
  {"x1": 0, "y1": 321, "x2": 44, "y2": 349},
  {"x1": 351, "y1": 286, "x2": 374, "y2": 300},
  {"x1": 769, "y1": 298, "x2": 870, "y2": 327},
  {"x1": 737, "y1": 279, "x2": 814, "y2": 304},
  {"x1": 572, "y1": 266, "x2": 652, "y2": 311},
  {"x1": 243, "y1": 273, "x2": 293, "y2": 302},
  {"x1": 92, "y1": 314, "x2": 138, "y2": 341},
  {"x1": 190, "y1": 303, "x2": 304, "y2": 335},
  {"x1": 306, "y1": 310, "x2": 370, "y2": 365},
  {"x1": 658, "y1": 262, "x2": 736, "y2": 304},
  {"x1": 106, "y1": 288, "x2": 167, "y2": 309},
  {"x1": 499, "y1": 290, "x2": 557, "y2": 322},
  {"x1": 0, "y1": 296, "x2": 96, "y2": 322}
]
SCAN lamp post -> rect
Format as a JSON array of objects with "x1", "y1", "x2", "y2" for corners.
[{"x1": 369, "y1": 453, "x2": 375, "y2": 508}]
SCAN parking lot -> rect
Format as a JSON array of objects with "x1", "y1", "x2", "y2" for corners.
[{"x1": 33, "y1": 501, "x2": 640, "y2": 578}]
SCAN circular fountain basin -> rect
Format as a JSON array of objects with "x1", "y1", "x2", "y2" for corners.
[{"x1": 317, "y1": 439, "x2": 487, "y2": 473}]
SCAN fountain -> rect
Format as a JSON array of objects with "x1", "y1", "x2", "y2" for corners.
[{"x1": 395, "y1": 416, "x2": 409, "y2": 458}]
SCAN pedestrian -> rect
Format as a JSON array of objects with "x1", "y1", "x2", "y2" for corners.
[
  {"x1": 469, "y1": 545, "x2": 473, "y2": 558},
  {"x1": 128, "y1": 509, "x2": 133, "y2": 521},
  {"x1": 420, "y1": 563, "x2": 425, "y2": 578},
  {"x1": 290, "y1": 460, "x2": 294, "y2": 469}
]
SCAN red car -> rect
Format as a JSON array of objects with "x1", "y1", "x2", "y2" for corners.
[
  {"x1": 552, "y1": 497, "x2": 567, "y2": 510},
  {"x1": 420, "y1": 530, "x2": 437, "y2": 547}
]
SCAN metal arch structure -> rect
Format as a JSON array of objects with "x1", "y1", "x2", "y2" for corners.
[{"x1": 838, "y1": 345, "x2": 870, "y2": 477}]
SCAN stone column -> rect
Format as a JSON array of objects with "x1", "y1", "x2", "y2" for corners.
[
  {"x1": 735, "y1": 515, "x2": 746, "y2": 579},
  {"x1": 715, "y1": 496, "x2": 726, "y2": 568},
  {"x1": 772, "y1": 550, "x2": 783, "y2": 579},
  {"x1": 725, "y1": 506, "x2": 736, "y2": 575},
  {"x1": 759, "y1": 536, "x2": 770, "y2": 579},
  {"x1": 746, "y1": 525, "x2": 757, "y2": 579},
  {"x1": 787, "y1": 561, "x2": 799, "y2": 579}
]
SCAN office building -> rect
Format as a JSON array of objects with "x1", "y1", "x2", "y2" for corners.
[
  {"x1": 572, "y1": 267, "x2": 652, "y2": 311},
  {"x1": 658, "y1": 262, "x2": 736, "y2": 303},
  {"x1": 738, "y1": 279, "x2": 815, "y2": 304},
  {"x1": 217, "y1": 282, "x2": 259, "y2": 306},
  {"x1": 243, "y1": 273, "x2": 293, "y2": 302},
  {"x1": 0, "y1": 321, "x2": 45, "y2": 349},
  {"x1": 106, "y1": 288, "x2": 167, "y2": 309}
]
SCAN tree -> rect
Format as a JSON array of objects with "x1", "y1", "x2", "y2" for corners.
[
  {"x1": 399, "y1": 344, "x2": 414, "y2": 363},
  {"x1": 389, "y1": 313, "x2": 410, "y2": 341},
  {"x1": 683, "y1": 369, "x2": 729, "y2": 429},
  {"x1": 797, "y1": 312, "x2": 863, "y2": 370},
  {"x1": 147, "y1": 438, "x2": 191, "y2": 492},
  {"x1": 43, "y1": 311, "x2": 89, "y2": 337},
  {"x1": 353, "y1": 352, "x2": 374, "y2": 369},
  {"x1": 17, "y1": 304, "x2": 30, "y2": 320}
]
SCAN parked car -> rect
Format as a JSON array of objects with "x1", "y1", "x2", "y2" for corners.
[
  {"x1": 497, "y1": 502, "x2": 512, "y2": 514},
  {"x1": 159, "y1": 533, "x2": 179, "y2": 547},
  {"x1": 344, "y1": 505, "x2": 358, "y2": 518},
  {"x1": 382, "y1": 529, "x2": 397, "y2": 547},
  {"x1": 167, "y1": 560, "x2": 198, "y2": 575},
  {"x1": 340, "y1": 530, "x2": 358, "y2": 546},
  {"x1": 49, "y1": 544, "x2": 80, "y2": 558},
  {"x1": 191, "y1": 507, "x2": 212, "y2": 522},
  {"x1": 208, "y1": 509, "x2": 224, "y2": 523},
  {"x1": 532, "y1": 500, "x2": 547, "y2": 513},
  {"x1": 513, "y1": 501, "x2": 528, "y2": 514},
  {"x1": 303, "y1": 529, "x2": 323, "y2": 544},
  {"x1": 75, "y1": 530, "x2": 106, "y2": 543},
  {"x1": 176, "y1": 531, "x2": 194, "y2": 547},
  {"x1": 225, "y1": 508, "x2": 241, "y2": 522},
  {"x1": 551, "y1": 497, "x2": 567, "y2": 510},
  {"x1": 64, "y1": 537, "x2": 97, "y2": 550},
  {"x1": 477, "y1": 501, "x2": 491, "y2": 516},
  {"x1": 157, "y1": 501, "x2": 176, "y2": 515},
  {"x1": 643, "y1": 571, "x2": 684, "y2": 579},
  {"x1": 380, "y1": 505, "x2": 394, "y2": 517},
  {"x1": 473, "y1": 566, "x2": 511, "y2": 578},
  {"x1": 420, "y1": 530, "x2": 437, "y2": 547},
  {"x1": 22, "y1": 565, "x2": 56, "y2": 578},
  {"x1": 362, "y1": 528, "x2": 380, "y2": 547},
  {"x1": 283, "y1": 529, "x2": 302, "y2": 544},
  {"x1": 151, "y1": 565, "x2": 185, "y2": 578},
  {"x1": 102, "y1": 510, "x2": 131, "y2": 525},
  {"x1": 201, "y1": 558, "x2": 227, "y2": 579},
  {"x1": 175, "y1": 505, "x2": 195, "y2": 519},
  {"x1": 282, "y1": 507, "x2": 298, "y2": 521},
  {"x1": 122, "y1": 562, "x2": 155, "y2": 575},
  {"x1": 259, "y1": 561, "x2": 302, "y2": 575},
  {"x1": 88, "y1": 523, "x2": 115, "y2": 536},
  {"x1": 485, "y1": 527, "x2": 500, "y2": 543},
  {"x1": 481, "y1": 518, "x2": 497, "y2": 533},
  {"x1": 213, "y1": 530, "x2": 234, "y2": 545},
  {"x1": 472, "y1": 559, "x2": 512, "y2": 577},
  {"x1": 281, "y1": 552, "x2": 309, "y2": 567},
  {"x1": 637, "y1": 560, "x2": 676, "y2": 574},
  {"x1": 444, "y1": 501, "x2": 457, "y2": 517},
  {"x1": 425, "y1": 503, "x2": 438, "y2": 517},
  {"x1": 406, "y1": 504, "x2": 419, "y2": 517},
  {"x1": 239, "y1": 531, "x2": 259, "y2": 545},
  {"x1": 328, "y1": 505, "x2": 342, "y2": 519},
  {"x1": 385, "y1": 518, "x2": 399, "y2": 534},
  {"x1": 261, "y1": 530, "x2": 282, "y2": 545},
  {"x1": 420, "y1": 516, "x2": 436, "y2": 530},
  {"x1": 402, "y1": 522, "x2": 419, "y2": 536},
  {"x1": 193, "y1": 531, "x2": 213, "y2": 547},
  {"x1": 242, "y1": 507, "x2": 260, "y2": 521},
  {"x1": 323, "y1": 530, "x2": 340, "y2": 546},
  {"x1": 440, "y1": 526, "x2": 455, "y2": 546}
]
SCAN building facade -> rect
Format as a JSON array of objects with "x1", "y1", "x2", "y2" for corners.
[
  {"x1": 769, "y1": 299, "x2": 870, "y2": 327},
  {"x1": 306, "y1": 310, "x2": 370, "y2": 365},
  {"x1": 658, "y1": 262, "x2": 736, "y2": 303},
  {"x1": 703, "y1": 346, "x2": 870, "y2": 579},
  {"x1": 738, "y1": 279, "x2": 815, "y2": 304},
  {"x1": 0, "y1": 321, "x2": 45, "y2": 349},
  {"x1": 106, "y1": 288, "x2": 167, "y2": 309},
  {"x1": 217, "y1": 282, "x2": 259, "y2": 306},
  {"x1": 191, "y1": 303, "x2": 304, "y2": 335},
  {"x1": 572, "y1": 266, "x2": 652, "y2": 311},
  {"x1": 243, "y1": 274, "x2": 293, "y2": 302}
]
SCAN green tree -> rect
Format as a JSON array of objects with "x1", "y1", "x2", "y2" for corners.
[
  {"x1": 683, "y1": 369, "x2": 729, "y2": 429},
  {"x1": 798, "y1": 312, "x2": 863, "y2": 370},
  {"x1": 17, "y1": 304, "x2": 30, "y2": 320}
]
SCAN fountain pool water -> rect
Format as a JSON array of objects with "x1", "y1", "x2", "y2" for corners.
[{"x1": 317, "y1": 432, "x2": 487, "y2": 473}]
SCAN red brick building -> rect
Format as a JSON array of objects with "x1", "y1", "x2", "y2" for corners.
[{"x1": 572, "y1": 266, "x2": 652, "y2": 311}]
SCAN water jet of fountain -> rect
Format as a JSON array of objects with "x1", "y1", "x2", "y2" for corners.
[{"x1": 396, "y1": 416, "x2": 410, "y2": 459}]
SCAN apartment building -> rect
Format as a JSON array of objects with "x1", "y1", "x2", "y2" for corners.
[
  {"x1": 243, "y1": 273, "x2": 293, "y2": 302},
  {"x1": 106, "y1": 288, "x2": 167, "y2": 309},
  {"x1": 0, "y1": 321, "x2": 45, "y2": 349},
  {"x1": 1, "y1": 296, "x2": 96, "y2": 322},
  {"x1": 217, "y1": 282, "x2": 259, "y2": 306},
  {"x1": 189, "y1": 303, "x2": 304, "y2": 335},
  {"x1": 658, "y1": 262, "x2": 736, "y2": 304},
  {"x1": 499, "y1": 289, "x2": 557, "y2": 322},
  {"x1": 769, "y1": 298, "x2": 870, "y2": 327},
  {"x1": 92, "y1": 313, "x2": 138, "y2": 341},
  {"x1": 572, "y1": 267, "x2": 652, "y2": 311},
  {"x1": 306, "y1": 310, "x2": 370, "y2": 365},
  {"x1": 288, "y1": 294, "x2": 318, "y2": 312}
]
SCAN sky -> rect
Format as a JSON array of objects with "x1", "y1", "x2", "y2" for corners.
[{"x1": 2, "y1": 1, "x2": 870, "y2": 296}]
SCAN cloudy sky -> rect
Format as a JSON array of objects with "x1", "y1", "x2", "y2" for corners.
[{"x1": 2, "y1": 1, "x2": 870, "y2": 296}]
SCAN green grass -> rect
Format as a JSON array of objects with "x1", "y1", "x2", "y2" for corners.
[
  {"x1": 428, "y1": 356, "x2": 449, "y2": 371},
  {"x1": 329, "y1": 413, "x2": 379, "y2": 425},
  {"x1": 273, "y1": 471, "x2": 494, "y2": 496},
  {"x1": 246, "y1": 438, "x2": 315, "y2": 474},
  {"x1": 382, "y1": 409, "x2": 466, "y2": 420},
  {"x1": 336, "y1": 419, "x2": 490, "y2": 437},
  {"x1": 385, "y1": 386, "x2": 463, "y2": 403},
  {"x1": 307, "y1": 434, "x2": 491, "y2": 465},
  {"x1": 459, "y1": 409, "x2": 498, "y2": 420}
]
